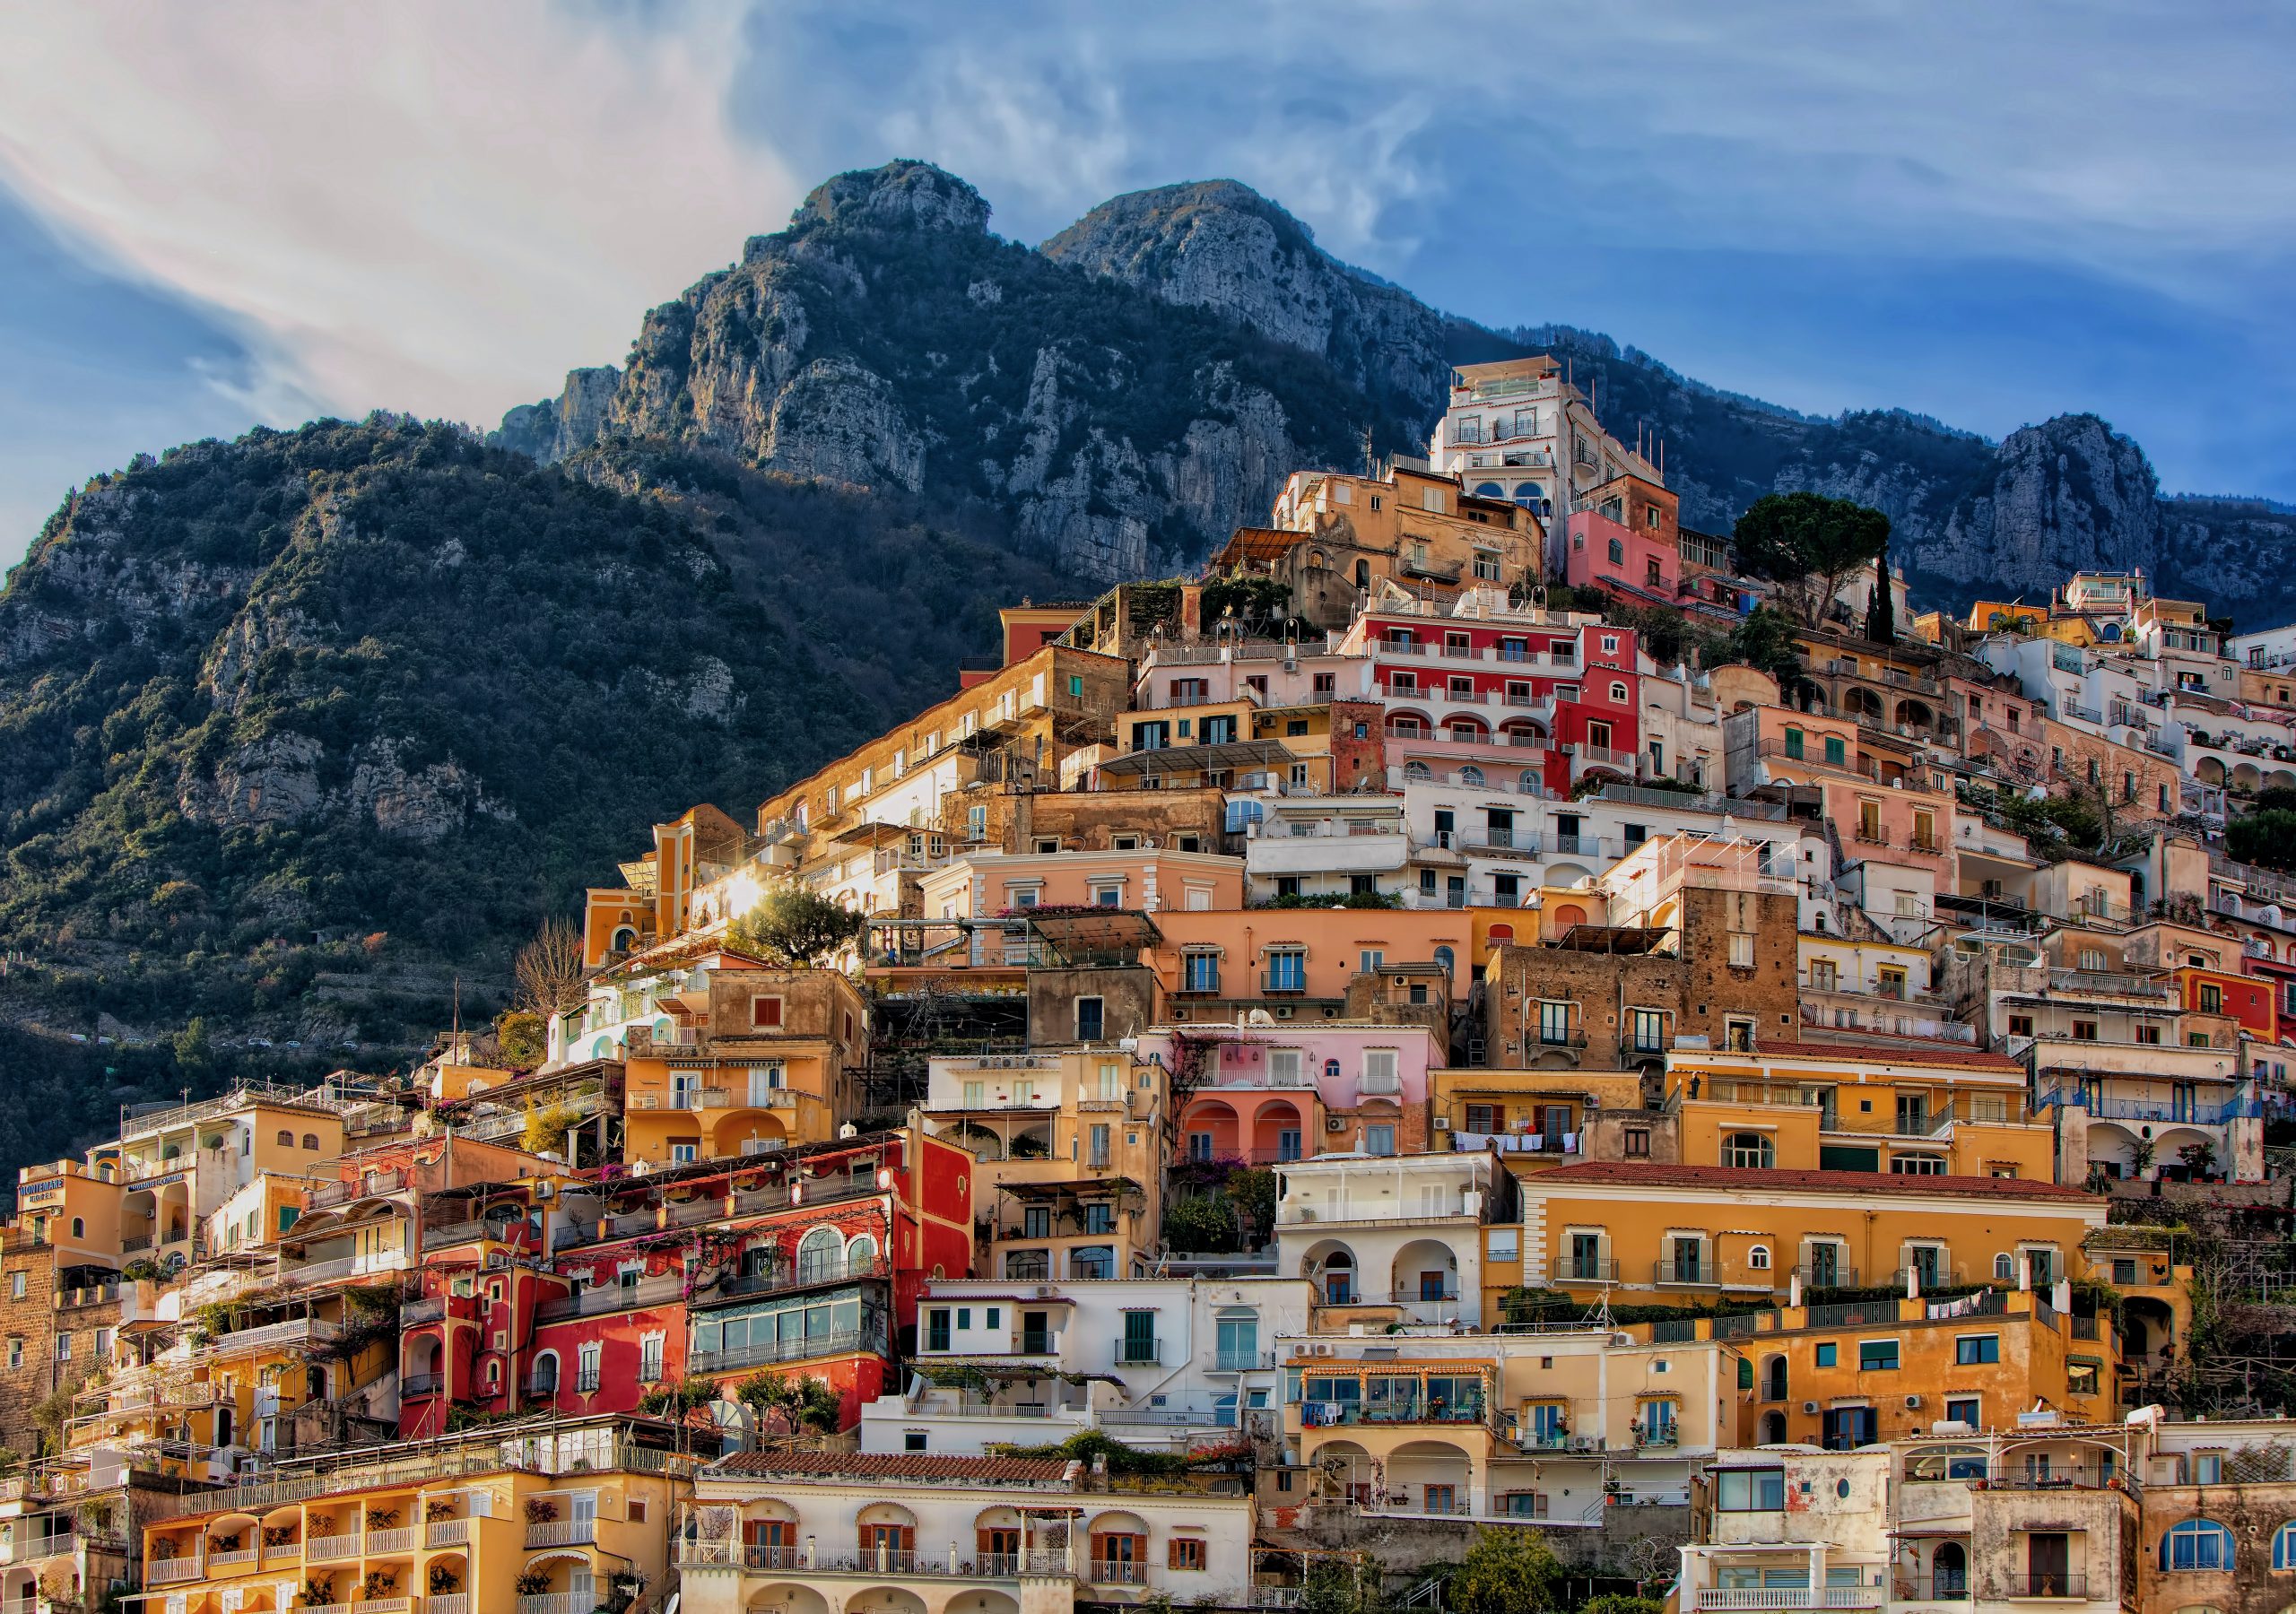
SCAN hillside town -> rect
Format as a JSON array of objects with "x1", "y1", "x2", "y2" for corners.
[{"x1": 6, "y1": 354, "x2": 2296, "y2": 1614}]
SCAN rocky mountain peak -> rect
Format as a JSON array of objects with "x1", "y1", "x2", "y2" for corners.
[
  {"x1": 1042, "y1": 178, "x2": 1448, "y2": 416},
  {"x1": 785, "y1": 159, "x2": 992, "y2": 239}
]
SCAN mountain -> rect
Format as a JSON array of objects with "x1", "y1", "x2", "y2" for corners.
[
  {"x1": 0, "y1": 415, "x2": 1082, "y2": 1169},
  {"x1": 1023, "y1": 181, "x2": 2296, "y2": 623},
  {"x1": 496, "y1": 161, "x2": 1426, "y2": 583}
]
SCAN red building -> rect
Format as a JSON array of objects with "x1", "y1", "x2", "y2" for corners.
[
  {"x1": 2176, "y1": 964, "x2": 2276, "y2": 1039},
  {"x1": 396, "y1": 1128, "x2": 973, "y2": 1437},
  {"x1": 1561, "y1": 473, "x2": 1681, "y2": 609},
  {"x1": 2239, "y1": 950, "x2": 2296, "y2": 1046},
  {"x1": 1347, "y1": 607, "x2": 1641, "y2": 794}
]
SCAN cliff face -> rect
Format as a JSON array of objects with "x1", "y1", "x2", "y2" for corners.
[
  {"x1": 1040, "y1": 179, "x2": 1450, "y2": 418},
  {"x1": 497, "y1": 165, "x2": 2296, "y2": 620},
  {"x1": 497, "y1": 161, "x2": 1421, "y2": 583}
]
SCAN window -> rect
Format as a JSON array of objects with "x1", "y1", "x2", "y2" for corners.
[
  {"x1": 2066, "y1": 1359, "x2": 2100, "y2": 1396},
  {"x1": 1623, "y1": 1127, "x2": 1650, "y2": 1158},
  {"x1": 1955, "y1": 1335, "x2": 2000, "y2": 1365},
  {"x1": 926, "y1": 1309, "x2": 952, "y2": 1351},
  {"x1": 1537, "y1": 1001, "x2": 1570, "y2": 1045},
  {"x1": 2193, "y1": 1452, "x2": 2223, "y2": 1485},
  {"x1": 1726, "y1": 1132, "x2": 1774, "y2": 1169},
  {"x1": 1945, "y1": 1396, "x2": 1979, "y2": 1427},
  {"x1": 1715, "y1": 1468, "x2": 1786, "y2": 1511},
  {"x1": 2161, "y1": 1520, "x2": 2234, "y2": 1572},
  {"x1": 1859, "y1": 1340, "x2": 1900, "y2": 1371},
  {"x1": 53, "y1": 1332, "x2": 69, "y2": 1361},
  {"x1": 1365, "y1": 1124, "x2": 1396, "y2": 1157},
  {"x1": 1267, "y1": 950, "x2": 1307, "y2": 992},
  {"x1": 1169, "y1": 1539, "x2": 1206, "y2": 1571},
  {"x1": 303, "y1": 1132, "x2": 319, "y2": 1150},
  {"x1": 7, "y1": 1272, "x2": 22, "y2": 1302},
  {"x1": 1076, "y1": 997, "x2": 1105, "y2": 1041},
  {"x1": 2274, "y1": 1522, "x2": 2296, "y2": 1570},
  {"x1": 276, "y1": 1130, "x2": 293, "y2": 1147},
  {"x1": 751, "y1": 996, "x2": 784, "y2": 1029},
  {"x1": 1728, "y1": 933, "x2": 1755, "y2": 968},
  {"x1": 639, "y1": 1333, "x2": 665, "y2": 1383}
]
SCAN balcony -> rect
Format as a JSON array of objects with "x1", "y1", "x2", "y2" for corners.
[
  {"x1": 1555, "y1": 1258, "x2": 1620, "y2": 1282},
  {"x1": 425, "y1": 1520, "x2": 471, "y2": 1549},
  {"x1": 535, "y1": 1271, "x2": 687, "y2": 1323},
  {"x1": 688, "y1": 1325, "x2": 882, "y2": 1375},
  {"x1": 363, "y1": 1527, "x2": 415, "y2": 1555},
  {"x1": 306, "y1": 1532, "x2": 361, "y2": 1563},
  {"x1": 146, "y1": 1558, "x2": 205, "y2": 1585},
  {"x1": 280, "y1": 1248, "x2": 409, "y2": 1287},
  {"x1": 702, "y1": 1254, "x2": 882, "y2": 1305},
  {"x1": 517, "y1": 1597, "x2": 600, "y2": 1614},
  {"x1": 1686, "y1": 1591, "x2": 1882, "y2": 1610},
  {"x1": 1089, "y1": 1562, "x2": 1151, "y2": 1586},
  {"x1": 401, "y1": 1373, "x2": 443, "y2": 1399},
  {"x1": 1112, "y1": 1338, "x2": 1163, "y2": 1367},
  {"x1": 1988, "y1": 1575, "x2": 2084, "y2": 1601},
  {"x1": 525, "y1": 1518, "x2": 596, "y2": 1549},
  {"x1": 1212, "y1": 1350, "x2": 1276, "y2": 1374}
]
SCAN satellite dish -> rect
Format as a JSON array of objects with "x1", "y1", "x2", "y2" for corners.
[{"x1": 706, "y1": 1400, "x2": 755, "y2": 1453}]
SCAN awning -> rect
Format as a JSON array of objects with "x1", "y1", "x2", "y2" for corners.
[{"x1": 1098, "y1": 739, "x2": 1294, "y2": 777}]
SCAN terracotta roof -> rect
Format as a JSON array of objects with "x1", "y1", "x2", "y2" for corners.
[
  {"x1": 1731, "y1": 1037, "x2": 2024, "y2": 1073},
  {"x1": 709, "y1": 1452, "x2": 1074, "y2": 1483},
  {"x1": 1526, "y1": 1160, "x2": 2099, "y2": 1202}
]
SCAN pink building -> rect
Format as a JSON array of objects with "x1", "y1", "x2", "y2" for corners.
[
  {"x1": 1561, "y1": 473, "x2": 1682, "y2": 608},
  {"x1": 1139, "y1": 1020, "x2": 1442, "y2": 1165}
]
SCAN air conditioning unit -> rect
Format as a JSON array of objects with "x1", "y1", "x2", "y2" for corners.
[
  {"x1": 1326, "y1": 1117, "x2": 1347, "y2": 1132},
  {"x1": 1311, "y1": 1343, "x2": 1332, "y2": 1356},
  {"x1": 1904, "y1": 1395, "x2": 1924, "y2": 1410},
  {"x1": 533, "y1": 1181, "x2": 556, "y2": 1199},
  {"x1": 1802, "y1": 1401, "x2": 1820, "y2": 1415},
  {"x1": 1275, "y1": 1007, "x2": 1293, "y2": 1019},
  {"x1": 1035, "y1": 1286, "x2": 1057, "y2": 1298}
]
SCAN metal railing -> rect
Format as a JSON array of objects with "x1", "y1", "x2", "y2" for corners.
[
  {"x1": 1688, "y1": 1591, "x2": 1881, "y2": 1610},
  {"x1": 705, "y1": 1254, "x2": 882, "y2": 1304},
  {"x1": 1112, "y1": 1339, "x2": 1162, "y2": 1367},
  {"x1": 1990, "y1": 1575, "x2": 2083, "y2": 1600},
  {"x1": 1089, "y1": 1562, "x2": 1149, "y2": 1585},
  {"x1": 535, "y1": 1271, "x2": 686, "y2": 1323}
]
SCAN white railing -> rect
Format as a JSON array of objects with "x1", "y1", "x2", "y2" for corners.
[
  {"x1": 364, "y1": 1527, "x2": 415, "y2": 1554},
  {"x1": 424, "y1": 1519, "x2": 471, "y2": 1549},
  {"x1": 525, "y1": 1518, "x2": 597, "y2": 1549},
  {"x1": 429, "y1": 1599, "x2": 470, "y2": 1614},
  {"x1": 208, "y1": 1547, "x2": 257, "y2": 1568},
  {"x1": 517, "y1": 1595, "x2": 599, "y2": 1614},
  {"x1": 306, "y1": 1532, "x2": 361, "y2": 1563},
  {"x1": 146, "y1": 1558, "x2": 204, "y2": 1584},
  {"x1": 283, "y1": 1249, "x2": 410, "y2": 1286},
  {"x1": 1688, "y1": 1591, "x2": 1881, "y2": 1610}
]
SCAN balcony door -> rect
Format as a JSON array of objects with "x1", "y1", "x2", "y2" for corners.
[{"x1": 2026, "y1": 1532, "x2": 2070, "y2": 1597}]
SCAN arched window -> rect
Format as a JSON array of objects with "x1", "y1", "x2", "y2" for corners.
[
  {"x1": 1607, "y1": 538, "x2": 1624, "y2": 566},
  {"x1": 2273, "y1": 1521, "x2": 2296, "y2": 1569},
  {"x1": 1747, "y1": 1245, "x2": 1770, "y2": 1271},
  {"x1": 1488, "y1": 924, "x2": 1515, "y2": 945},
  {"x1": 610, "y1": 927, "x2": 636, "y2": 952},
  {"x1": 485, "y1": 1358, "x2": 501, "y2": 1385},
  {"x1": 796, "y1": 1226, "x2": 844, "y2": 1280},
  {"x1": 1610, "y1": 681, "x2": 1628, "y2": 703},
  {"x1": 1519, "y1": 769, "x2": 1542, "y2": 792},
  {"x1": 1324, "y1": 1059, "x2": 1342, "y2": 1080},
  {"x1": 845, "y1": 1233, "x2": 879, "y2": 1275},
  {"x1": 1460, "y1": 766, "x2": 1485, "y2": 786},
  {"x1": 1513, "y1": 482, "x2": 1544, "y2": 507},
  {"x1": 530, "y1": 1350, "x2": 561, "y2": 1395},
  {"x1": 276, "y1": 1131, "x2": 293, "y2": 1147},
  {"x1": 1405, "y1": 761, "x2": 1431, "y2": 781},
  {"x1": 303, "y1": 1133, "x2": 320, "y2": 1150},
  {"x1": 70, "y1": 1218, "x2": 84, "y2": 1239},
  {"x1": 1433, "y1": 946, "x2": 1455, "y2": 978},
  {"x1": 2161, "y1": 1520, "x2": 2234, "y2": 1571},
  {"x1": 1726, "y1": 1132, "x2": 1775, "y2": 1169},
  {"x1": 1474, "y1": 482, "x2": 1506, "y2": 499},
  {"x1": 1354, "y1": 560, "x2": 1371, "y2": 588},
  {"x1": 1931, "y1": 1542, "x2": 1967, "y2": 1596},
  {"x1": 1994, "y1": 1253, "x2": 2014, "y2": 1282}
]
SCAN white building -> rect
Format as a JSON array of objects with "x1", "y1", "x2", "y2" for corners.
[
  {"x1": 681, "y1": 1449, "x2": 1258, "y2": 1614},
  {"x1": 862, "y1": 1275, "x2": 1310, "y2": 1455},
  {"x1": 1274, "y1": 1151, "x2": 1497, "y2": 1323}
]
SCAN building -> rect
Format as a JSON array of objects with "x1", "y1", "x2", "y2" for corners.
[{"x1": 678, "y1": 1449, "x2": 1257, "y2": 1614}]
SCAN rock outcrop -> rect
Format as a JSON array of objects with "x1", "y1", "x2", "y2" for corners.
[{"x1": 493, "y1": 161, "x2": 1419, "y2": 582}]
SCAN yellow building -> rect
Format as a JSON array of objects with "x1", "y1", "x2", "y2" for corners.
[
  {"x1": 1427, "y1": 1065, "x2": 1645, "y2": 1166},
  {"x1": 1663, "y1": 1041, "x2": 2053, "y2": 1181},
  {"x1": 1509, "y1": 1159, "x2": 2106, "y2": 1310},
  {"x1": 1630, "y1": 1287, "x2": 2121, "y2": 1449},
  {"x1": 605, "y1": 956, "x2": 871, "y2": 1165},
  {"x1": 139, "y1": 1417, "x2": 694, "y2": 1614},
  {"x1": 920, "y1": 1048, "x2": 1165, "y2": 1281}
]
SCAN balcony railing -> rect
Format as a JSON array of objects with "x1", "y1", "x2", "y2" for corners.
[
  {"x1": 1989, "y1": 1575, "x2": 2084, "y2": 1600},
  {"x1": 517, "y1": 1596, "x2": 600, "y2": 1614},
  {"x1": 1557, "y1": 1258, "x2": 1620, "y2": 1282},
  {"x1": 702, "y1": 1254, "x2": 882, "y2": 1305},
  {"x1": 1112, "y1": 1339, "x2": 1162, "y2": 1367},
  {"x1": 1090, "y1": 1562, "x2": 1150, "y2": 1585},
  {"x1": 1688, "y1": 1590, "x2": 1882, "y2": 1610},
  {"x1": 146, "y1": 1558, "x2": 204, "y2": 1585},
  {"x1": 400, "y1": 1373, "x2": 443, "y2": 1399},
  {"x1": 525, "y1": 1519, "x2": 597, "y2": 1549},
  {"x1": 688, "y1": 1326, "x2": 881, "y2": 1375},
  {"x1": 535, "y1": 1271, "x2": 687, "y2": 1323},
  {"x1": 306, "y1": 1532, "x2": 361, "y2": 1563},
  {"x1": 363, "y1": 1527, "x2": 415, "y2": 1555},
  {"x1": 424, "y1": 1520, "x2": 470, "y2": 1549}
]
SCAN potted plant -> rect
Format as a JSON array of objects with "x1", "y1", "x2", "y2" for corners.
[
  {"x1": 428, "y1": 1566, "x2": 460, "y2": 1595},
  {"x1": 300, "y1": 1578, "x2": 336, "y2": 1608},
  {"x1": 514, "y1": 1572, "x2": 552, "y2": 1598},
  {"x1": 424, "y1": 1501, "x2": 455, "y2": 1524},
  {"x1": 524, "y1": 1498, "x2": 559, "y2": 1524},
  {"x1": 359, "y1": 1572, "x2": 397, "y2": 1601}
]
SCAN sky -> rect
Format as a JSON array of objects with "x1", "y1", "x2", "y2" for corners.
[{"x1": 3, "y1": 0, "x2": 2294, "y2": 567}]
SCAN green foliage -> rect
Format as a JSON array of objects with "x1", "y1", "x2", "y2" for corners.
[
  {"x1": 726, "y1": 882, "x2": 866, "y2": 967},
  {"x1": 1162, "y1": 1192, "x2": 1237, "y2": 1254},
  {"x1": 1229, "y1": 1166, "x2": 1277, "y2": 1248},
  {"x1": 2228, "y1": 807, "x2": 2296, "y2": 872},
  {"x1": 1199, "y1": 577, "x2": 1295, "y2": 632},
  {"x1": 730, "y1": 1371, "x2": 843, "y2": 1434},
  {"x1": 1579, "y1": 1598, "x2": 1664, "y2": 1614},
  {"x1": 492, "y1": 1010, "x2": 547, "y2": 1070},
  {"x1": 1714, "y1": 605, "x2": 1813, "y2": 699},
  {"x1": 1864, "y1": 551, "x2": 1896, "y2": 643},
  {"x1": 990, "y1": 1428, "x2": 1196, "y2": 1476},
  {"x1": 1731, "y1": 491, "x2": 1892, "y2": 627},
  {"x1": 1448, "y1": 1526, "x2": 1565, "y2": 1614}
]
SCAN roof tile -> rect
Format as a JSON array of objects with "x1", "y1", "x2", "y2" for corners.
[
  {"x1": 1528, "y1": 1159, "x2": 2097, "y2": 1201},
  {"x1": 709, "y1": 1452, "x2": 1074, "y2": 1483}
]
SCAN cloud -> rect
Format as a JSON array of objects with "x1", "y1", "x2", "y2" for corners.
[{"x1": 0, "y1": 0, "x2": 799, "y2": 429}]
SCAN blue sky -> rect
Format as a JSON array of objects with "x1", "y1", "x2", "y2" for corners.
[{"x1": 3, "y1": 0, "x2": 2293, "y2": 567}]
